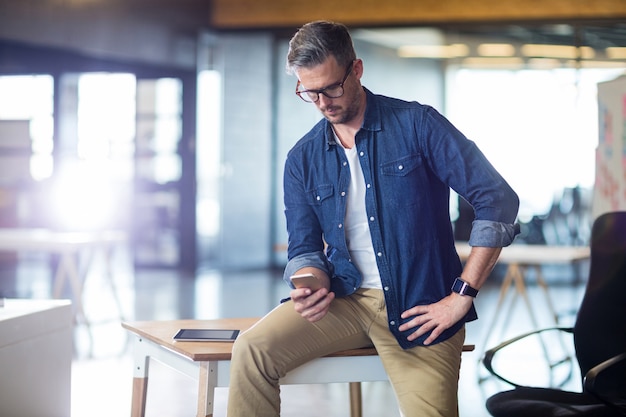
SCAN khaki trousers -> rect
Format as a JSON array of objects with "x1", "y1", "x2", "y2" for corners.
[{"x1": 226, "y1": 288, "x2": 465, "y2": 417}]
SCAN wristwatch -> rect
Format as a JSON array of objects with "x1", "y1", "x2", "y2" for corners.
[{"x1": 451, "y1": 277, "x2": 479, "y2": 297}]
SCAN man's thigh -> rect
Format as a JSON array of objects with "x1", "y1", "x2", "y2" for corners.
[
  {"x1": 371, "y1": 321, "x2": 465, "y2": 417},
  {"x1": 235, "y1": 295, "x2": 374, "y2": 374}
]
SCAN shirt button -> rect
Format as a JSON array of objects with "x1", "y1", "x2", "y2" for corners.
[
  {"x1": 390, "y1": 320, "x2": 396, "y2": 326},
  {"x1": 341, "y1": 191, "x2": 346, "y2": 196},
  {"x1": 360, "y1": 151, "x2": 365, "y2": 157},
  {"x1": 343, "y1": 161, "x2": 348, "y2": 166},
  {"x1": 366, "y1": 184, "x2": 371, "y2": 188},
  {"x1": 338, "y1": 223, "x2": 343, "y2": 229},
  {"x1": 369, "y1": 216, "x2": 375, "y2": 222},
  {"x1": 398, "y1": 164, "x2": 404, "y2": 170},
  {"x1": 377, "y1": 252, "x2": 382, "y2": 257},
  {"x1": 316, "y1": 196, "x2": 321, "y2": 201},
  {"x1": 384, "y1": 286, "x2": 389, "y2": 291}
]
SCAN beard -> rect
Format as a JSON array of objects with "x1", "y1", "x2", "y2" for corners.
[{"x1": 321, "y1": 88, "x2": 362, "y2": 125}]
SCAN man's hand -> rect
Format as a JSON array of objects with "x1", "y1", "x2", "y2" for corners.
[
  {"x1": 290, "y1": 287, "x2": 335, "y2": 322},
  {"x1": 398, "y1": 293, "x2": 473, "y2": 345},
  {"x1": 289, "y1": 266, "x2": 333, "y2": 322},
  {"x1": 400, "y1": 246, "x2": 501, "y2": 344}
]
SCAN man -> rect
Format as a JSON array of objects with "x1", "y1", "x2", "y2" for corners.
[{"x1": 227, "y1": 20, "x2": 519, "y2": 417}]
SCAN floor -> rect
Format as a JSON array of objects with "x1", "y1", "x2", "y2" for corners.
[{"x1": 4, "y1": 248, "x2": 588, "y2": 417}]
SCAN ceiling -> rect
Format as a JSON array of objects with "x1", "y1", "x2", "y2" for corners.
[
  {"x1": 2, "y1": 0, "x2": 625, "y2": 68},
  {"x1": 351, "y1": 22, "x2": 626, "y2": 64},
  {"x1": 448, "y1": 22, "x2": 626, "y2": 49},
  {"x1": 354, "y1": 22, "x2": 626, "y2": 49}
]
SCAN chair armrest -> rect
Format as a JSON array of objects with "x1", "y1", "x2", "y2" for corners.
[
  {"x1": 583, "y1": 351, "x2": 626, "y2": 407},
  {"x1": 482, "y1": 326, "x2": 574, "y2": 387}
]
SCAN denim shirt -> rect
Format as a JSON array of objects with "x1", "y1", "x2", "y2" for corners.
[{"x1": 283, "y1": 88, "x2": 519, "y2": 349}]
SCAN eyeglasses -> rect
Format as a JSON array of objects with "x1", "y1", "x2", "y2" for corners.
[{"x1": 295, "y1": 62, "x2": 354, "y2": 103}]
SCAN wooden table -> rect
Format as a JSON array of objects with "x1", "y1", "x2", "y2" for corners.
[
  {"x1": 123, "y1": 318, "x2": 473, "y2": 417},
  {"x1": 455, "y1": 243, "x2": 590, "y2": 365}
]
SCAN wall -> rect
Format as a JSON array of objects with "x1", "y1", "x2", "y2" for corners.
[
  {"x1": 209, "y1": 33, "x2": 275, "y2": 269},
  {"x1": 0, "y1": 0, "x2": 208, "y2": 69}
]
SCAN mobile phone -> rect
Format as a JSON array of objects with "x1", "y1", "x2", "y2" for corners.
[
  {"x1": 289, "y1": 273, "x2": 323, "y2": 291},
  {"x1": 173, "y1": 328, "x2": 240, "y2": 342}
]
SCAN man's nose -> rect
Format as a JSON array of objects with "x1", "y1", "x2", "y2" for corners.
[{"x1": 317, "y1": 94, "x2": 333, "y2": 107}]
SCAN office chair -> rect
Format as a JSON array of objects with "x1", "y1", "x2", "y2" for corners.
[{"x1": 482, "y1": 211, "x2": 626, "y2": 417}]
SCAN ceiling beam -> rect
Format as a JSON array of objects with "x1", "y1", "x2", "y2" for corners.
[{"x1": 209, "y1": 0, "x2": 626, "y2": 30}]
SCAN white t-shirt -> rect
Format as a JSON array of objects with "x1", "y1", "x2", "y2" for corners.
[{"x1": 338, "y1": 140, "x2": 382, "y2": 289}]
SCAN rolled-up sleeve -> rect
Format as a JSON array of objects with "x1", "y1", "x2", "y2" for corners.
[
  {"x1": 283, "y1": 251, "x2": 333, "y2": 288},
  {"x1": 468, "y1": 219, "x2": 519, "y2": 247}
]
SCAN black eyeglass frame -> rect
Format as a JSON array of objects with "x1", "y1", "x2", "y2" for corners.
[{"x1": 295, "y1": 62, "x2": 354, "y2": 103}]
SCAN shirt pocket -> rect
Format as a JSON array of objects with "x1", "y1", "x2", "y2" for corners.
[
  {"x1": 307, "y1": 184, "x2": 334, "y2": 206},
  {"x1": 380, "y1": 154, "x2": 423, "y2": 176},
  {"x1": 379, "y1": 154, "x2": 425, "y2": 208}
]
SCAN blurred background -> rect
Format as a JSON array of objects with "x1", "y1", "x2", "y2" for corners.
[
  {"x1": 0, "y1": 1, "x2": 625, "y2": 276},
  {"x1": 0, "y1": 1, "x2": 625, "y2": 416}
]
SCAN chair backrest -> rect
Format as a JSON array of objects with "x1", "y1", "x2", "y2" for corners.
[{"x1": 573, "y1": 211, "x2": 626, "y2": 394}]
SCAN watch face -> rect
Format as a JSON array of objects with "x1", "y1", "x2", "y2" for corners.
[{"x1": 453, "y1": 278, "x2": 478, "y2": 297}]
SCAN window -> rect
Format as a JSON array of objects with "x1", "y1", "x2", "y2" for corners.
[
  {"x1": 447, "y1": 67, "x2": 625, "y2": 221},
  {"x1": 0, "y1": 75, "x2": 54, "y2": 181}
]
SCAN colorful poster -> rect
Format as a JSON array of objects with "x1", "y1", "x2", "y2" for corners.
[{"x1": 594, "y1": 75, "x2": 626, "y2": 220}]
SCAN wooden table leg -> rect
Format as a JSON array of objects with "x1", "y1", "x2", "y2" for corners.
[
  {"x1": 349, "y1": 382, "x2": 363, "y2": 417},
  {"x1": 131, "y1": 377, "x2": 148, "y2": 417},
  {"x1": 131, "y1": 337, "x2": 151, "y2": 417},
  {"x1": 197, "y1": 362, "x2": 217, "y2": 417},
  {"x1": 477, "y1": 265, "x2": 516, "y2": 358}
]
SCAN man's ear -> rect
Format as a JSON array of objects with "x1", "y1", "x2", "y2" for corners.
[{"x1": 353, "y1": 59, "x2": 364, "y2": 80}]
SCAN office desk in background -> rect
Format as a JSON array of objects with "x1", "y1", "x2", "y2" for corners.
[
  {"x1": 0, "y1": 228, "x2": 127, "y2": 330},
  {"x1": 455, "y1": 242, "x2": 590, "y2": 362}
]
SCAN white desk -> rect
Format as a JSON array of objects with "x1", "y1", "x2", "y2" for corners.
[
  {"x1": 0, "y1": 299, "x2": 73, "y2": 417},
  {"x1": 0, "y1": 228, "x2": 127, "y2": 330},
  {"x1": 124, "y1": 318, "x2": 385, "y2": 417},
  {"x1": 123, "y1": 318, "x2": 472, "y2": 417},
  {"x1": 455, "y1": 243, "x2": 590, "y2": 368}
]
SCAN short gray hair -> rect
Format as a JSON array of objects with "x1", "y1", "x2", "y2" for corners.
[{"x1": 286, "y1": 20, "x2": 357, "y2": 74}]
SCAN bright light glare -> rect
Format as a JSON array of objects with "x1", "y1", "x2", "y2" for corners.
[
  {"x1": 0, "y1": 75, "x2": 53, "y2": 118},
  {"x1": 47, "y1": 72, "x2": 138, "y2": 231},
  {"x1": 50, "y1": 164, "x2": 117, "y2": 231},
  {"x1": 78, "y1": 73, "x2": 135, "y2": 166}
]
